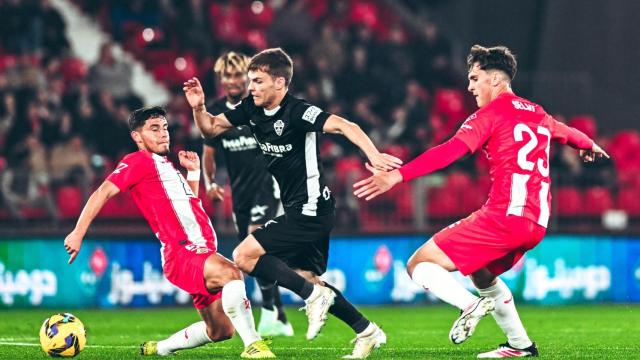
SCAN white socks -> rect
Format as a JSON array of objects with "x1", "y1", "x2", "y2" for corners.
[
  {"x1": 156, "y1": 321, "x2": 211, "y2": 356},
  {"x1": 477, "y1": 278, "x2": 532, "y2": 349},
  {"x1": 222, "y1": 279, "x2": 261, "y2": 347},
  {"x1": 411, "y1": 262, "x2": 478, "y2": 310}
]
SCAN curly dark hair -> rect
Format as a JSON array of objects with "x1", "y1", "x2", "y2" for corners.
[{"x1": 467, "y1": 45, "x2": 517, "y2": 81}]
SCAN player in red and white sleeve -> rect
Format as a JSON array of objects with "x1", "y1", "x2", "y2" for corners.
[
  {"x1": 63, "y1": 107, "x2": 274, "y2": 358},
  {"x1": 354, "y1": 45, "x2": 609, "y2": 358}
]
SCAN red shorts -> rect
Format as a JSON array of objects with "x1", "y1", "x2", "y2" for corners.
[
  {"x1": 433, "y1": 208, "x2": 546, "y2": 276},
  {"x1": 162, "y1": 242, "x2": 222, "y2": 309}
]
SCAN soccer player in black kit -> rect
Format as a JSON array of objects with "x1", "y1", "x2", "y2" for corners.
[
  {"x1": 202, "y1": 52, "x2": 292, "y2": 337},
  {"x1": 184, "y1": 48, "x2": 402, "y2": 359}
]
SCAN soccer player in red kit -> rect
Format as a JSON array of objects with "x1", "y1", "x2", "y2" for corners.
[
  {"x1": 354, "y1": 45, "x2": 609, "y2": 358},
  {"x1": 63, "y1": 107, "x2": 275, "y2": 358}
]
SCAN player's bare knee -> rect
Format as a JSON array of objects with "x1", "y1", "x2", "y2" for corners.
[
  {"x1": 406, "y1": 255, "x2": 424, "y2": 277},
  {"x1": 207, "y1": 324, "x2": 234, "y2": 342},
  {"x1": 232, "y1": 249, "x2": 250, "y2": 272}
]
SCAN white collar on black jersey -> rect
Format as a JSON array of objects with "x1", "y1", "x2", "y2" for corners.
[
  {"x1": 263, "y1": 105, "x2": 281, "y2": 116},
  {"x1": 225, "y1": 101, "x2": 241, "y2": 110}
]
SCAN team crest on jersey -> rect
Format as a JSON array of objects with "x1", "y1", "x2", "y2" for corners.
[{"x1": 274, "y1": 119, "x2": 285, "y2": 136}]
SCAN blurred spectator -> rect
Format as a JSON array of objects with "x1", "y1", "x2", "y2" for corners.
[
  {"x1": 1, "y1": 135, "x2": 58, "y2": 223},
  {"x1": 88, "y1": 42, "x2": 134, "y2": 101},
  {"x1": 50, "y1": 135, "x2": 94, "y2": 202},
  {"x1": 0, "y1": 92, "x2": 17, "y2": 152},
  {"x1": 268, "y1": 0, "x2": 314, "y2": 53},
  {"x1": 414, "y1": 22, "x2": 456, "y2": 89},
  {"x1": 310, "y1": 23, "x2": 347, "y2": 76},
  {"x1": 32, "y1": 0, "x2": 70, "y2": 57}
]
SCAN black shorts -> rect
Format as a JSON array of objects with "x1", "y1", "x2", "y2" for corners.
[
  {"x1": 251, "y1": 212, "x2": 335, "y2": 276},
  {"x1": 233, "y1": 188, "x2": 282, "y2": 240}
]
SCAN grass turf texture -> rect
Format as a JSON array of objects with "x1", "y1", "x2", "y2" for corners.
[{"x1": 0, "y1": 305, "x2": 638, "y2": 359}]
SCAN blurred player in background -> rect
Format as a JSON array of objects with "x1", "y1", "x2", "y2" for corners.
[
  {"x1": 63, "y1": 107, "x2": 275, "y2": 358},
  {"x1": 185, "y1": 48, "x2": 402, "y2": 359},
  {"x1": 354, "y1": 44, "x2": 609, "y2": 358},
  {"x1": 202, "y1": 52, "x2": 293, "y2": 337}
]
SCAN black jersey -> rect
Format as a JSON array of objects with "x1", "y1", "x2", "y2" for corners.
[
  {"x1": 225, "y1": 93, "x2": 335, "y2": 216},
  {"x1": 204, "y1": 97, "x2": 274, "y2": 210}
]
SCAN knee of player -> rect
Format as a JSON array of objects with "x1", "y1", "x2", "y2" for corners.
[
  {"x1": 406, "y1": 257, "x2": 419, "y2": 277},
  {"x1": 207, "y1": 324, "x2": 234, "y2": 342},
  {"x1": 232, "y1": 249, "x2": 249, "y2": 270}
]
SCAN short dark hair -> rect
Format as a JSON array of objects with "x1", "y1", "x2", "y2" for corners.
[
  {"x1": 467, "y1": 45, "x2": 517, "y2": 81},
  {"x1": 128, "y1": 106, "x2": 167, "y2": 131},
  {"x1": 248, "y1": 48, "x2": 293, "y2": 86}
]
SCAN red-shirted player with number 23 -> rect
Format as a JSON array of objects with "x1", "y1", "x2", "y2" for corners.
[{"x1": 354, "y1": 45, "x2": 608, "y2": 358}]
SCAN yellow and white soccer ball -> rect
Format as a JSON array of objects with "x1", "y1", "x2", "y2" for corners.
[{"x1": 39, "y1": 313, "x2": 86, "y2": 357}]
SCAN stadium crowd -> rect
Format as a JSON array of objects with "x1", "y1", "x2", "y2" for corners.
[{"x1": 0, "y1": 0, "x2": 636, "y2": 232}]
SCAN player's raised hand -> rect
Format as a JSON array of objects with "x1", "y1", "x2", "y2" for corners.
[
  {"x1": 179, "y1": 150, "x2": 200, "y2": 171},
  {"x1": 64, "y1": 230, "x2": 84, "y2": 264},
  {"x1": 368, "y1": 152, "x2": 403, "y2": 172},
  {"x1": 353, "y1": 165, "x2": 403, "y2": 201},
  {"x1": 183, "y1": 77, "x2": 205, "y2": 109},
  {"x1": 580, "y1": 142, "x2": 610, "y2": 163}
]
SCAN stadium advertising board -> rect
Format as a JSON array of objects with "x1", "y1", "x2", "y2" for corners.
[{"x1": 0, "y1": 236, "x2": 638, "y2": 308}]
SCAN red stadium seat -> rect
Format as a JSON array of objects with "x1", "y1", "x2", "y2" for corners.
[
  {"x1": 617, "y1": 188, "x2": 640, "y2": 216},
  {"x1": 56, "y1": 186, "x2": 83, "y2": 219},
  {"x1": 427, "y1": 186, "x2": 462, "y2": 218},
  {"x1": 555, "y1": 187, "x2": 582, "y2": 216},
  {"x1": 335, "y1": 156, "x2": 366, "y2": 185},
  {"x1": 568, "y1": 115, "x2": 598, "y2": 139},
  {"x1": 583, "y1": 187, "x2": 614, "y2": 216},
  {"x1": 446, "y1": 171, "x2": 473, "y2": 190}
]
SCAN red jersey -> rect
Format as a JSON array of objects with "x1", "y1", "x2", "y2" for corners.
[
  {"x1": 454, "y1": 92, "x2": 592, "y2": 228},
  {"x1": 107, "y1": 150, "x2": 217, "y2": 254}
]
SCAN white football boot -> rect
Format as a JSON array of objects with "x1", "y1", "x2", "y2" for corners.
[
  {"x1": 300, "y1": 286, "x2": 336, "y2": 340},
  {"x1": 477, "y1": 342, "x2": 539, "y2": 358},
  {"x1": 343, "y1": 323, "x2": 387, "y2": 359},
  {"x1": 449, "y1": 296, "x2": 496, "y2": 344}
]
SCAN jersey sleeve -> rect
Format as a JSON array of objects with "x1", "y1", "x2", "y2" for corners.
[
  {"x1": 224, "y1": 97, "x2": 253, "y2": 126},
  {"x1": 453, "y1": 107, "x2": 495, "y2": 153},
  {"x1": 106, "y1": 153, "x2": 149, "y2": 192},
  {"x1": 547, "y1": 116, "x2": 594, "y2": 149},
  {"x1": 290, "y1": 101, "x2": 331, "y2": 132}
]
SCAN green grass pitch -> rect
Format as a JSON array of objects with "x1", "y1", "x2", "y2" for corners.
[{"x1": 1, "y1": 305, "x2": 638, "y2": 359}]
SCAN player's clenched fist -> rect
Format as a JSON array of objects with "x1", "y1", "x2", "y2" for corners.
[{"x1": 179, "y1": 150, "x2": 200, "y2": 171}]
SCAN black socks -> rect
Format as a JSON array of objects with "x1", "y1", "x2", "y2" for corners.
[{"x1": 324, "y1": 283, "x2": 370, "y2": 334}]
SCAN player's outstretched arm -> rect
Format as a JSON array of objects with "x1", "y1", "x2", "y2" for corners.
[
  {"x1": 183, "y1": 77, "x2": 233, "y2": 138},
  {"x1": 64, "y1": 180, "x2": 120, "y2": 264},
  {"x1": 550, "y1": 118, "x2": 609, "y2": 163},
  {"x1": 353, "y1": 137, "x2": 469, "y2": 201},
  {"x1": 322, "y1": 115, "x2": 402, "y2": 171}
]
